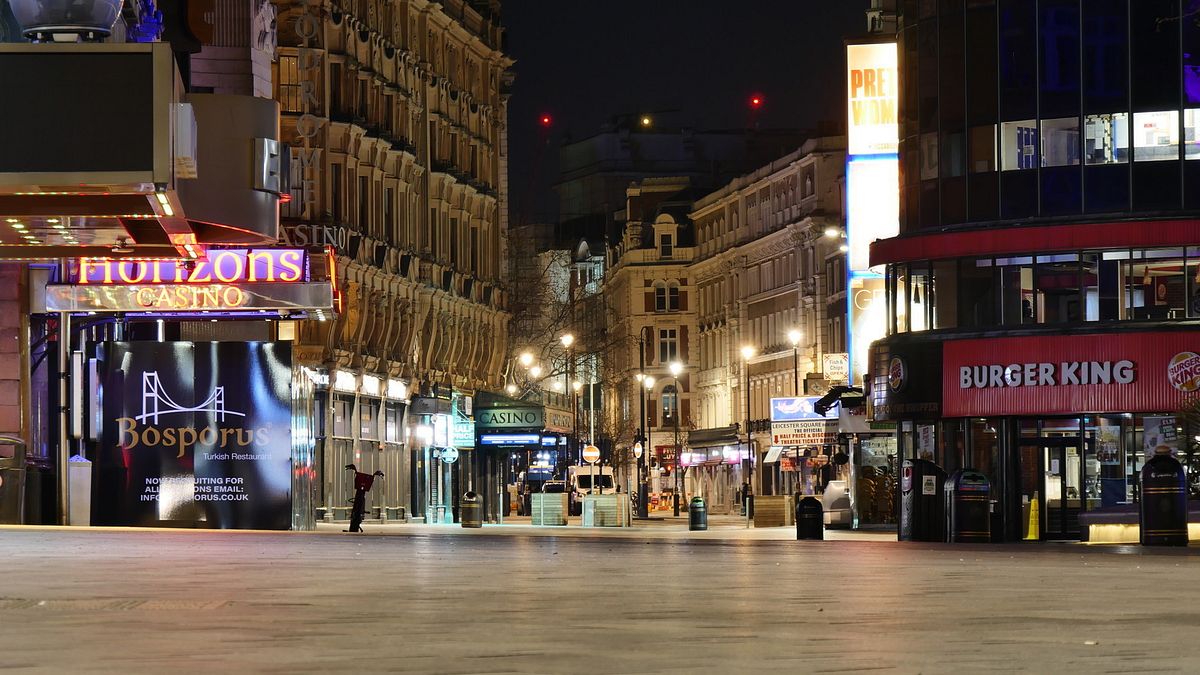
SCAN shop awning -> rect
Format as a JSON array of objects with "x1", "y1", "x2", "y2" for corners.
[{"x1": 687, "y1": 425, "x2": 741, "y2": 449}]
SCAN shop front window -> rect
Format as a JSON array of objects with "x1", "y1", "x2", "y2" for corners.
[
  {"x1": 1125, "y1": 248, "x2": 1186, "y2": 319},
  {"x1": 997, "y1": 256, "x2": 1036, "y2": 325},
  {"x1": 932, "y1": 259, "x2": 957, "y2": 329},
  {"x1": 909, "y1": 263, "x2": 932, "y2": 332},
  {"x1": 1035, "y1": 253, "x2": 1082, "y2": 323},
  {"x1": 958, "y1": 258, "x2": 997, "y2": 328}
]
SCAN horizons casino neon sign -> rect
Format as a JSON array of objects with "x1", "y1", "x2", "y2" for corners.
[
  {"x1": 47, "y1": 248, "x2": 332, "y2": 313},
  {"x1": 78, "y1": 249, "x2": 306, "y2": 286}
]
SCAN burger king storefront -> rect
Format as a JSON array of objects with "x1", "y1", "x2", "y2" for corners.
[{"x1": 871, "y1": 330, "x2": 1200, "y2": 542}]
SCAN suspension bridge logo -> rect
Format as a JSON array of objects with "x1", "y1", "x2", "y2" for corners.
[
  {"x1": 118, "y1": 371, "x2": 271, "y2": 458},
  {"x1": 136, "y1": 371, "x2": 246, "y2": 423}
]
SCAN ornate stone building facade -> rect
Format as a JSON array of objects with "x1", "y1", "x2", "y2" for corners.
[
  {"x1": 604, "y1": 178, "x2": 699, "y2": 508},
  {"x1": 688, "y1": 136, "x2": 846, "y2": 498},
  {"x1": 272, "y1": 0, "x2": 511, "y2": 515}
]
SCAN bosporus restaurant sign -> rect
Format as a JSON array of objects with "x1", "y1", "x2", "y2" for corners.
[
  {"x1": 95, "y1": 342, "x2": 292, "y2": 529},
  {"x1": 943, "y1": 332, "x2": 1200, "y2": 418}
]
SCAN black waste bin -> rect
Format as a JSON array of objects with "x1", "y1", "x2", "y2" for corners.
[
  {"x1": 0, "y1": 435, "x2": 27, "y2": 525},
  {"x1": 796, "y1": 496, "x2": 823, "y2": 540},
  {"x1": 945, "y1": 469, "x2": 991, "y2": 543},
  {"x1": 461, "y1": 491, "x2": 483, "y2": 529},
  {"x1": 1140, "y1": 451, "x2": 1187, "y2": 546},
  {"x1": 900, "y1": 458, "x2": 946, "y2": 542},
  {"x1": 689, "y1": 497, "x2": 708, "y2": 531}
]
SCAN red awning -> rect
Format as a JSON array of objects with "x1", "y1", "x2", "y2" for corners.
[{"x1": 869, "y1": 218, "x2": 1200, "y2": 267}]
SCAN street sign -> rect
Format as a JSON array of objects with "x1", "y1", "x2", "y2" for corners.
[
  {"x1": 440, "y1": 447, "x2": 459, "y2": 464},
  {"x1": 633, "y1": 442, "x2": 643, "y2": 459},
  {"x1": 582, "y1": 445, "x2": 601, "y2": 464}
]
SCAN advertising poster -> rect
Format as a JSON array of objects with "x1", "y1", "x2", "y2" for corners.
[
  {"x1": 95, "y1": 341, "x2": 293, "y2": 529},
  {"x1": 1143, "y1": 415, "x2": 1178, "y2": 460}
]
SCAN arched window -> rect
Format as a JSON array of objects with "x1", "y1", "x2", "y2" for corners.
[
  {"x1": 655, "y1": 281, "x2": 680, "y2": 312},
  {"x1": 654, "y1": 281, "x2": 668, "y2": 312}
]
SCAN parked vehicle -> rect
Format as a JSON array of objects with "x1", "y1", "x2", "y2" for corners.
[{"x1": 567, "y1": 465, "x2": 615, "y2": 515}]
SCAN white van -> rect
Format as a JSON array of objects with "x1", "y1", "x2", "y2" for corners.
[{"x1": 567, "y1": 464, "x2": 616, "y2": 496}]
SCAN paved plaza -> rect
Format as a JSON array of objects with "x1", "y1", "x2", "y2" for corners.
[{"x1": 1, "y1": 524, "x2": 1199, "y2": 673}]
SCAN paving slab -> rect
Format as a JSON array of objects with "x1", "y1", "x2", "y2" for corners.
[{"x1": 0, "y1": 526, "x2": 1198, "y2": 673}]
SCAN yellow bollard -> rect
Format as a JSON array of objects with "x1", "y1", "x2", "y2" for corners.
[{"x1": 1024, "y1": 492, "x2": 1040, "y2": 541}]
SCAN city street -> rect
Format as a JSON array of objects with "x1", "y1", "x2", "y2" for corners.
[{"x1": 2, "y1": 527, "x2": 1199, "y2": 673}]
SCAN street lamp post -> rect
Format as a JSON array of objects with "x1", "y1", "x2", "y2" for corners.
[
  {"x1": 741, "y1": 345, "x2": 756, "y2": 528},
  {"x1": 669, "y1": 361, "x2": 683, "y2": 517},
  {"x1": 642, "y1": 375, "x2": 655, "y2": 513},
  {"x1": 635, "y1": 326, "x2": 651, "y2": 518},
  {"x1": 561, "y1": 333, "x2": 576, "y2": 474}
]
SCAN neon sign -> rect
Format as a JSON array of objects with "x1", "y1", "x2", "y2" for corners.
[
  {"x1": 134, "y1": 285, "x2": 248, "y2": 310},
  {"x1": 77, "y1": 249, "x2": 307, "y2": 285}
]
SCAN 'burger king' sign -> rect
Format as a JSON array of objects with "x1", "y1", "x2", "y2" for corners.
[{"x1": 1167, "y1": 352, "x2": 1200, "y2": 392}]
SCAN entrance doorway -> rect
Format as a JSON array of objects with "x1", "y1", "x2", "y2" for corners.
[{"x1": 1020, "y1": 436, "x2": 1089, "y2": 539}]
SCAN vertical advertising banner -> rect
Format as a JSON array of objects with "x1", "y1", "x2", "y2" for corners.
[
  {"x1": 95, "y1": 342, "x2": 293, "y2": 529},
  {"x1": 847, "y1": 40, "x2": 899, "y2": 389}
]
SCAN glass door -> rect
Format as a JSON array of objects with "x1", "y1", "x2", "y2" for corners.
[{"x1": 1040, "y1": 437, "x2": 1083, "y2": 539}]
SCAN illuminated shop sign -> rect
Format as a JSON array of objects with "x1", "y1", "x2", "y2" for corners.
[
  {"x1": 46, "y1": 248, "x2": 335, "y2": 314},
  {"x1": 476, "y1": 407, "x2": 544, "y2": 429},
  {"x1": 942, "y1": 332, "x2": 1200, "y2": 417},
  {"x1": 45, "y1": 282, "x2": 333, "y2": 313},
  {"x1": 846, "y1": 41, "x2": 898, "y2": 156},
  {"x1": 75, "y1": 249, "x2": 308, "y2": 285},
  {"x1": 479, "y1": 433, "x2": 541, "y2": 446}
]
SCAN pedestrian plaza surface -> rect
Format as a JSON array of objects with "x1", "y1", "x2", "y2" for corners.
[{"x1": 1, "y1": 522, "x2": 1198, "y2": 673}]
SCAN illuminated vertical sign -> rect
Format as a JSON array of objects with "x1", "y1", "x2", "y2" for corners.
[{"x1": 846, "y1": 40, "x2": 899, "y2": 387}]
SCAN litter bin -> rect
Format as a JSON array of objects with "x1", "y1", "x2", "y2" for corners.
[
  {"x1": 945, "y1": 469, "x2": 990, "y2": 543},
  {"x1": 689, "y1": 497, "x2": 707, "y2": 531},
  {"x1": 1140, "y1": 449, "x2": 1187, "y2": 546},
  {"x1": 900, "y1": 458, "x2": 946, "y2": 542},
  {"x1": 796, "y1": 496, "x2": 823, "y2": 540},
  {"x1": 461, "y1": 491, "x2": 483, "y2": 529},
  {"x1": 0, "y1": 435, "x2": 26, "y2": 525}
]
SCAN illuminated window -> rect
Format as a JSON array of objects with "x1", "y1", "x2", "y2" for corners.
[
  {"x1": 277, "y1": 55, "x2": 302, "y2": 113},
  {"x1": 1185, "y1": 109, "x2": 1200, "y2": 159},
  {"x1": 1084, "y1": 113, "x2": 1129, "y2": 164},
  {"x1": 1133, "y1": 110, "x2": 1180, "y2": 161},
  {"x1": 1041, "y1": 117, "x2": 1080, "y2": 167},
  {"x1": 658, "y1": 328, "x2": 678, "y2": 363},
  {"x1": 662, "y1": 385, "x2": 678, "y2": 422},
  {"x1": 1000, "y1": 120, "x2": 1038, "y2": 170}
]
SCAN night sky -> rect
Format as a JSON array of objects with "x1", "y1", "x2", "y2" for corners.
[{"x1": 503, "y1": 1, "x2": 871, "y2": 224}]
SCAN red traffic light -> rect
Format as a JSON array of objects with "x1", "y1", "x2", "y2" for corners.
[
  {"x1": 749, "y1": 95, "x2": 763, "y2": 109},
  {"x1": 539, "y1": 114, "x2": 553, "y2": 127}
]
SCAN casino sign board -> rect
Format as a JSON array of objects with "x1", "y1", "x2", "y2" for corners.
[{"x1": 44, "y1": 248, "x2": 336, "y2": 314}]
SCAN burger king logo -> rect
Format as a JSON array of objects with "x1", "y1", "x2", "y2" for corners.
[
  {"x1": 1168, "y1": 352, "x2": 1200, "y2": 392},
  {"x1": 888, "y1": 356, "x2": 907, "y2": 392}
]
